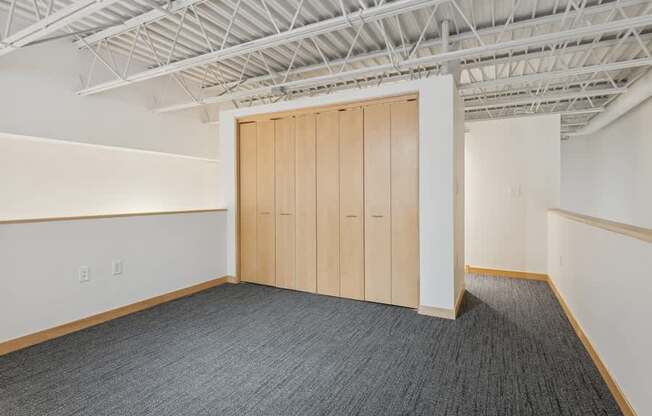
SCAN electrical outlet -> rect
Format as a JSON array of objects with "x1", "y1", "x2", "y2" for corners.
[
  {"x1": 112, "y1": 260, "x2": 123, "y2": 276},
  {"x1": 79, "y1": 266, "x2": 90, "y2": 283}
]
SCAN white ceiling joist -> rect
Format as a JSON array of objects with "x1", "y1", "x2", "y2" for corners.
[
  {"x1": 195, "y1": 10, "x2": 652, "y2": 96},
  {"x1": 465, "y1": 58, "x2": 652, "y2": 91},
  {"x1": 405, "y1": 14, "x2": 652, "y2": 69},
  {"x1": 76, "y1": 0, "x2": 451, "y2": 96},
  {"x1": 77, "y1": 0, "x2": 650, "y2": 97},
  {"x1": 0, "y1": 0, "x2": 121, "y2": 57},
  {"x1": 465, "y1": 107, "x2": 605, "y2": 122},
  {"x1": 153, "y1": 55, "x2": 650, "y2": 113},
  {"x1": 152, "y1": 13, "x2": 652, "y2": 113},
  {"x1": 465, "y1": 88, "x2": 626, "y2": 111},
  {"x1": 74, "y1": 0, "x2": 206, "y2": 48},
  {"x1": 2, "y1": 0, "x2": 642, "y2": 134}
]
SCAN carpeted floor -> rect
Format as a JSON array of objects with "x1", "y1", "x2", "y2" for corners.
[{"x1": 0, "y1": 275, "x2": 621, "y2": 416}]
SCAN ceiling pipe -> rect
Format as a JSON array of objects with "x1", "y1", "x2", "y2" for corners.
[{"x1": 569, "y1": 68, "x2": 652, "y2": 136}]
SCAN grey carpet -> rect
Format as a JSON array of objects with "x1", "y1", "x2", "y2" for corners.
[{"x1": 0, "y1": 275, "x2": 621, "y2": 416}]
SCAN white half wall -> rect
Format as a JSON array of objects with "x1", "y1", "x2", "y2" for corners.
[
  {"x1": 219, "y1": 76, "x2": 464, "y2": 310},
  {"x1": 465, "y1": 115, "x2": 560, "y2": 274},
  {"x1": 548, "y1": 211, "x2": 652, "y2": 416},
  {"x1": 561, "y1": 98, "x2": 652, "y2": 229},
  {"x1": 0, "y1": 211, "x2": 228, "y2": 343},
  {"x1": 0, "y1": 133, "x2": 221, "y2": 221}
]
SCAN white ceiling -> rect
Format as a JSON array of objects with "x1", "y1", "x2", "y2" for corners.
[{"x1": 1, "y1": 0, "x2": 651, "y2": 135}]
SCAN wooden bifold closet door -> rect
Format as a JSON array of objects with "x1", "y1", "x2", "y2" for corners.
[
  {"x1": 295, "y1": 114, "x2": 317, "y2": 293},
  {"x1": 316, "y1": 111, "x2": 340, "y2": 297},
  {"x1": 256, "y1": 120, "x2": 276, "y2": 286},
  {"x1": 238, "y1": 95, "x2": 418, "y2": 309},
  {"x1": 390, "y1": 101, "x2": 419, "y2": 308},
  {"x1": 363, "y1": 103, "x2": 392, "y2": 304},
  {"x1": 339, "y1": 108, "x2": 364, "y2": 300},
  {"x1": 238, "y1": 123, "x2": 257, "y2": 283},
  {"x1": 275, "y1": 117, "x2": 296, "y2": 290}
]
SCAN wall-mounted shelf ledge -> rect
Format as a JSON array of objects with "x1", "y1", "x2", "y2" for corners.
[
  {"x1": 0, "y1": 209, "x2": 228, "y2": 225},
  {"x1": 549, "y1": 209, "x2": 652, "y2": 243}
]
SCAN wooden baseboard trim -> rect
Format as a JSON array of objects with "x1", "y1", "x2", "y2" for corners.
[
  {"x1": 465, "y1": 265, "x2": 548, "y2": 281},
  {"x1": 547, "y1": 278, "x2": 637, "y2": 416},
  {"x1": 454, "y1": 288, "x2": 465, "y2": 318},
  {"x1": 0, "y1": 275, "x2": 234, "y2": 356}
]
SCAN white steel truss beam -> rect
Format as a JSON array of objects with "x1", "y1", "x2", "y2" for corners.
[
  {"x1": 77, "y1": 0, "x2": 452, "y2": 95},
  {"x1": 403, "y1": 14, "x2": 652, "y2": 71},
  {"x1": 462, "y1": 58, "x2": 652, "y2": 91},
  {"x1": 74, "y1": 0, "x2": 207, "y2": 48},
  {"x1": 465, "y1": 107, "x2": 605, "y2": 122},
  {"x1": 463, "y1": 79, "x2": 627, "y2": 101},
  {"x1": 464, "y1": 87, "x2": 625, "y2": 111},
  {"x1": 80, "y1": 0, "x2": 651, "y2": 95},
  {"x1": 196, "y1": 26, "x2": 649, "y2": 96},
  {"x1": 153, "y1": 53, "x2": 648, "y2": 113},
  {"x1": 0, "y1": 0, "x2": 122, "y2": 57},
  {"x1": 152, "y1": 10, "x2": 652, "y2": 113}
]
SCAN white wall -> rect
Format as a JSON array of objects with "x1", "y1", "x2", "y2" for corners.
[
  {"x1": 0, "y1": 133, "x2": 221, "y2": 221},
  {"x1": 562, "y1": 98, "x2": 652, "y2": 229},
  {"x1": 0, "y1": 211, "x2": 228, "y2": 343},
  {"x1": 548, "y1": 211, "x2": 652, "y2": 416},
  {"x1": 219, "y1": 76, "x2": 464, "y2": 310},
  {"x1": 453, "y1": 91, "x2": 465, "y2": 301},
  {"x1": 465, "y1": 115, "x2": 560, "y2": 274},
  {"x1": 0, "y1": 39, "x2": 218, "y2": 159},
  {"x1": 0, "y1": 39, "x2": 228, "y2": 343}
]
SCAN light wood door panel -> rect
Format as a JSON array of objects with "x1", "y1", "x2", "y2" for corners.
[
  {"x1": 256, "y1": 120, "x2": 276, "y2": 286},
  {"x1": 275, "y1": 117, "x2": 296, "y2": 290},
  {"x1": 339, "y1": 108, "x2": 364, "y2": 300},
  {"x1": 316, "y1": 111, "x2": 340, "y2": 297},
  {"x1": 390, "y1": 101, "x2": 420, "y2": 308},
  {"x1": 239, "y1": 123, "x2": 257, "y2": 283},
  {"x1": 237, "y1": 96, "x2": 419, "y2": 308},
  {"x1": 364, "y1": 103, "x2": 392, "y2": 304},
  {"x1": 295, "y1": 114, "x2": 317, "y2": 293}
]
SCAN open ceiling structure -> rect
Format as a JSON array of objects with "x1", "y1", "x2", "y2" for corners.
[{"x1": 2, "y1": 0, "x2": 651, "y2": 136}]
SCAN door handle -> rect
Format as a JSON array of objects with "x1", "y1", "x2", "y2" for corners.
[
  {"x1": 345, "y1": 215, "x2": 358, "y2": 218},
  {"x1": 371, "y1": 214, "x2": 384, "y2": 218},
  {"x1": 279, "y1": 213, "x2": 292, "y2": 216}
]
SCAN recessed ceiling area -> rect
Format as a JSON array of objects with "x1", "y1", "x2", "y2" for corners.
[{"x1": 1, "y1": 0, "x2": 651, "y2": 136}]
